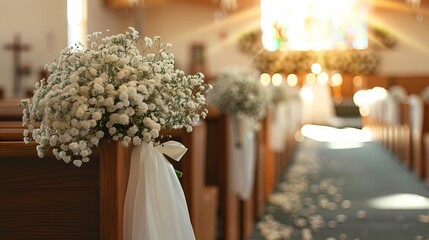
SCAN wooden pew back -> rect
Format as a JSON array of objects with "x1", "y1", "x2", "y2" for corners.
[{"x1": 0, "y1": 129, "x2": 131, "y2": 240}]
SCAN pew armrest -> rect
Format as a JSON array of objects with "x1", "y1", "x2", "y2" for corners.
[{"x1": 200, "y1": 186, "x2": 218, "y2": 240}]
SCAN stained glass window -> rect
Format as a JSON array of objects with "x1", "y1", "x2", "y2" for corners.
[{"x1": 261, "y1": 0, "x2": 369, "y2": 51}]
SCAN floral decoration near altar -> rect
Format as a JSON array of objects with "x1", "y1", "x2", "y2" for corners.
[
  {"x1": 21, "y1": 27, "x2": 210, "y2": 240},
  {"x1": 237, "y1": 26, "x2": 397, "y2": 75}
]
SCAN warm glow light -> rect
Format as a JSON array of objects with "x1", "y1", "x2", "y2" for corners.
[
  {"x1": 372, "y1": 87, "x2": 388, "y2": 100},
  {"x1": 359, "y1": 106, "x2": 370, "y2": 116},
  {"x1": 287, "y1": 74, "x2": 298, "y2": 86},
  {"x1": 311, "y1": 63, "x2": 322, "y2": 75},
  {"x1": 317, "y1": 72, "x2": 329, "y2": 85},
  {"x1": 353, "y1": 87, "x2": 389, "y2": 115},
  {"x1": 330, "y1": 73, "x2": 343, "y2": 86},
  {"x1": 334, "y1": 94, "x2": 343, "y2": 103},
  {"x1": 261, "y1": 0, "x2": 369, "y2": 51},
  {"x1": 368, "y1": 194, "x2": 429, "y2": 210},
  {"x1": 260, "y1": 73, "x2": 271, "y2": 86},
  {"x1": 300, "y1": 86, "x2": 314, "y2": 101},
  {"x1": 328, "y1": 142, "x2": 364, "y2": 149},
  {"x1": 295, "y1": 131, "x2": 305, "y2": 142},
  {"x1": 353, "y1": 89, "x2": 372, "y2": 107},
  {"x1": 305, "y1": 73, "x2": 317, "y2": 85},
  {"x1": 300, "y1": 124, "x2": 372, "y2": 143},
  {"x1": 67, "y1": 0, "x2": 87, "y2": 48},
  {"x1": 272, "y1": 73, "x2": 283, "y2": 86},
  {"x1": 67, "y1": 0, "x2": 83, "y2": 26},
  {"x1": 353, "y1": 75, "x2": 363, "y2": 86}
]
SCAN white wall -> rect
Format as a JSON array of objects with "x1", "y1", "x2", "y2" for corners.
[
  {"x1": 0, "y1": 0, "x2": 127, "y2": 99},
  {"x1": 138, "y1": 4, "x2": 257, "y2": 76},
  {"x1": 0, "y1": 0, "x2": 67, "y2": 98},
  {"x1": 87, "y1": 0, "x2": 127, "y2": 35},
  {"x1": 376, "y1": 10, "x2": 429, "y2": 75}
]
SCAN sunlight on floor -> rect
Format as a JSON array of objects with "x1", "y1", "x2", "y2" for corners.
[
  {"x1": 368, "y1": 194, "x2": 429, "y2": 210},
  {"x1": 300, "y1": 124, "x2": 372, "y2": 149}
]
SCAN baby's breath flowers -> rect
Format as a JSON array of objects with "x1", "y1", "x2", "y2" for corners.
[
  {"x1": 270, "y1": 83, "x2": 289, "y2": 106},
  {"x1": 21, "y1": 27, "x2": 210, "y2": 167},
  {"x1": 208, "y1": 68, "x2": 270, "y2": 121}
]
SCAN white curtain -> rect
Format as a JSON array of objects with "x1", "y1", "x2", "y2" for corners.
[{"x1": 270, "y1": 103, "x2": 287, "y2": 153}]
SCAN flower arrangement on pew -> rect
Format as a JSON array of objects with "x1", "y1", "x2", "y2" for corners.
[
  {"x1": 270, "y1": 83, "x2": 289, "y2": 107},
  {"x1": 389, "y1": 85, "x2": 407, "y2": 102},
  {"x1": 420, "y1": 86, "x2": 429, "y2": 103},
  {"x1": 20, "y1": 27, "x2": 210, "y2": 240},
  {"x1": 208, "y1": 67, "x2": 270, "y2": 199},
  {"x1": 21, "y1": 27, "x2": 210, "y2": 167},
  {"x1": 208, "y1": 67, "x2": 270, "y2": 124}
]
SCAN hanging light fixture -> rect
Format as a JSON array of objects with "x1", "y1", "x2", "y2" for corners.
[
  {"x1": 213, "y1": 0, "x2": 237, "y2": 21},
  {"x1": 220, "y1": 0, "x2": 237, "y2": 11},
  {"x1": 406, "y1": 0, "x2": 424, "y2": 22}
]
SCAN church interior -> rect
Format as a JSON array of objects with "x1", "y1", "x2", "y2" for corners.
[{"x1": 1, "y1": 0, "x2": 429, "y2": 239}]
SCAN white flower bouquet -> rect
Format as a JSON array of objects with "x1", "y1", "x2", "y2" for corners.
[
  {"x1": 208, "y1": 68, "x2": 269, "y2": 200},
  {"x1": 270, "y1": 84, "x2": 289, "y2": 106},
  {"x1": 21, "y1": 27, "x2": 210, "y2": 167},
  {"x1": 208, "y1": 68, "x2": 270, "y2": 121},
  {"x1": 421, "y1": 86, "x2": 429, "y2": 103},
  {"x1": 388, "y1": 85, "x2": 407, "y2": 102}
]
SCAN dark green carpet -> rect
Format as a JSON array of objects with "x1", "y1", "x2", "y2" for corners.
[{"x1": 251, "y1": 139, "x2": 429, "y2": 240}]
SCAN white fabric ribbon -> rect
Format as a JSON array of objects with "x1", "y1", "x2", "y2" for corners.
[
  {"x1": 229, "y1": 116, "x2": 256, "y2": 200},
  {"x1": 270, "y1": 103, "x2": 288, "y2": 153},
  {"x1": 123, "y1": 141, "x2": 195, "y2": 240}
]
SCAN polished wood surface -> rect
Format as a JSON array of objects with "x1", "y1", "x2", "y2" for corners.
[
  {"x1": 0, "y1": 129, "x2": 24, "y2": 141},
  {"x1": 420, "y1": 103, "x2": 429, "y2": 179},
  {"x1": 241, "y1": 194, "x2": 255, "y2": 240},
  {"x1": 0, "y1": 142, "x2": 100, "y2": 239},
  {"x1": 206, "y1": 113, "x2": 240, "y2": 240},
  {"x1": 364, "y1": 75, "x2": 429, "y2": 95},
  {"x1": 0, "y1": 135, "x2": 133, "y2": 240},
  {"x1": 399, "y1": 101, "x2": 411, "y2": 166},
  {"x1": 99, "y1": 140, "x2": 132, "y2": 240},
  {"x1": 0, "y1": 99, "x2": 23, "y2": 121},
  {"x1": 255, "y1": 130, "x2": 266, "y2": 218}
]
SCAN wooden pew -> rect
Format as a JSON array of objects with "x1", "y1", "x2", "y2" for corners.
[
  {"x1": 206, "y1": 107, "x2": 264, "y2": 240},
  {"x1": 163, "y1": 122, "x2": 218, "y2": 240},
  {"x1": 0, "y1": 121, "x2": 217, "y2": 239},
  {"x1": 262, "y1": 113, "x2": 275, "y2": 201},
  {"x1": 0, "y1": 99, "x2": 23, "y2": 121},
  {"x1": 421, "y1": 102, "x2": 429, "y2": 185},
  {"x1": 420, "y1": 103, "x2": 429, "y2": 180},
  {"x1": 206, "y1": 109, "x2": 240, "y2": 240},
  {"x1": 398, "y1": 100, "x2": 411, "y2": 166},
  {"x1": 408, "y1": 95, "x2": 429, "y2": 179},
  {"x1": 0, "y1": 128, "x2": 132, "y2": 240}
]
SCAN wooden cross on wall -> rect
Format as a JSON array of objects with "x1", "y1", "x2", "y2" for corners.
[{"x1": 4, "y1": 34, "x2": 31, "y2": 97}]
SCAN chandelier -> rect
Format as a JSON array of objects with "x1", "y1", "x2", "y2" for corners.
[{"x1": 213, "y1": 0, "x2": 237, "y2": 20}]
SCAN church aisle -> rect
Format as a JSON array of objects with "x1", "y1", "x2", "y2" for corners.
[{"x1": 251, "y1": 128, "x2": 429, "y2": 240}]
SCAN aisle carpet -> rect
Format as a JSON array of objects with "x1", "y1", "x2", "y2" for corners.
[{"x1": 251, "y1": 132, "x2": 429, "y2": 240}]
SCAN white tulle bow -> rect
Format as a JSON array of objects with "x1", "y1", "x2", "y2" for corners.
[
  {"x1": 123, "y1": 141, "x2": 195, "y2": 240},
  {"x1": 229, "y1": 116, "x2": 257, "y2": 200}
]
